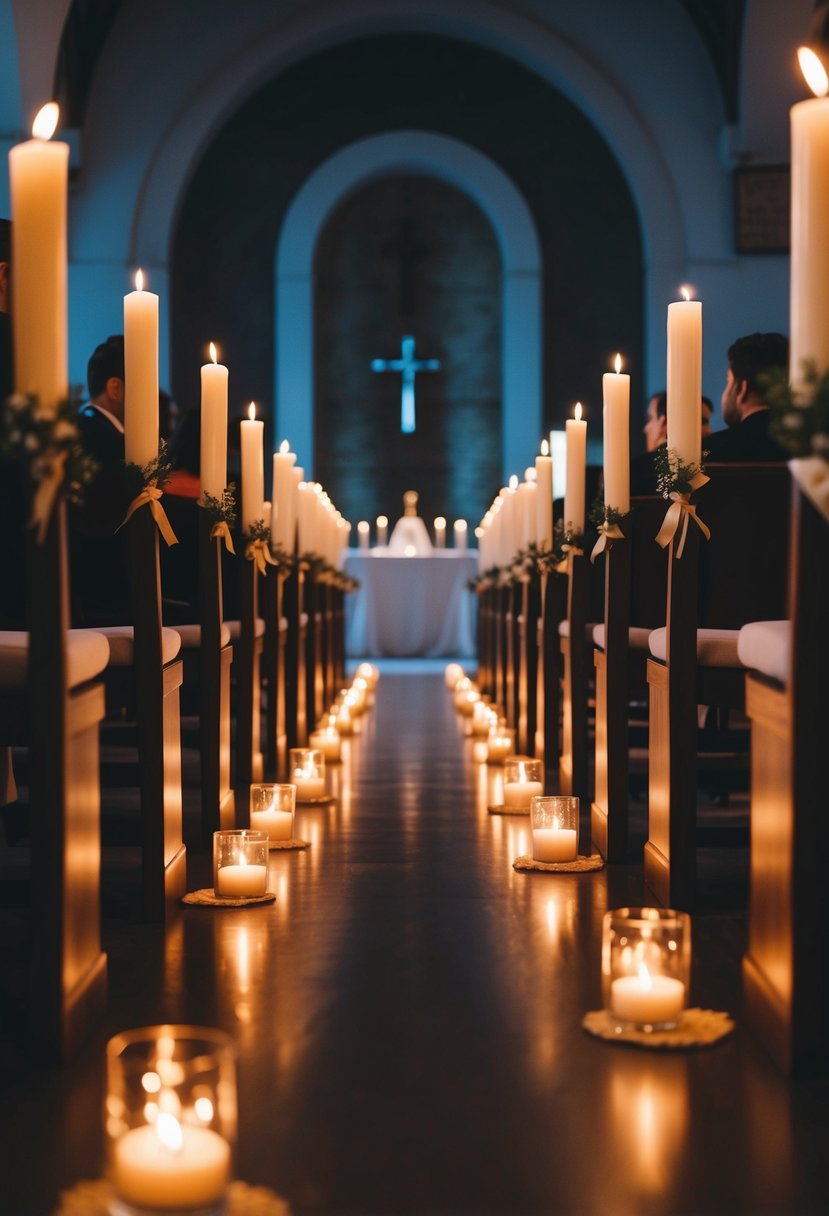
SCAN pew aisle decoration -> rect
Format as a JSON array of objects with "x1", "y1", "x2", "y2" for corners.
[
  {"x1": 652, "y1": 447, "x2": 710, "y2": 557},
  {"x1": 200, "y1": 483, "x2": 238, "y2": 554},
  {"x1": 199, "y1": 341, "x2": 236, "y2": 552},
  {"x1": 767, "y1": 362, "x2": 829, "y2": 524},
  {"x1": 119, "y1": 437, "x2": 179, "y2": 546},
  {"x1": 289, "y1": 748, "x2": 329, "y2": 804},
  {"x1": 213, "y1": 830, "x2": 270, "y2": 899},
  {"x1": 249, "y1": 783, "x2": 304, "y2": 848},
  {"x1": 490, "y1": 756, "x2": 543, "y2": 815},
  {"x1": 512, "y1": 793, "x2": 605, "y2": 872},
  {"x1": 55, "y1": 1179, "x2": 292, "y2": 1216},
  {"x1": 592, "y1": 354, "x2": 630, "y2": 562}
]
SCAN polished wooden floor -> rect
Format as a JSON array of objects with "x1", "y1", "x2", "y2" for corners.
[{"x1": 2, "y1": 670, "x2": 829, "y2": 1215}]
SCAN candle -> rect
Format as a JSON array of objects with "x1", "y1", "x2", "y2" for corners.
[
  {"x1": 272, "y1": 440, "x2": 298, "y2": 553},
  {"x1": 434, "y1": 516, "x2": 446, "y2": 549},
  {"x1": 550, "y1": 429, "x2": 567, "y2": 501},
  {"x1": 240, "y1": 402, "x2": 264, "y2": 531},
  {"x1": 666, "y1": 289, "x2": 702, "y2": 467},
  {"x1": 124, "y1": 269, "x2": 159, "y2": 467},
  {"x1": 503, "y1": 779, "x2": 544, "y2": 810},
  {"x1": 8, "y1": 102, "x2": 68, "y2": 413},
  {"x1": 486, "y1": 730, "x2": 514, "y2": 764},
  {"x1": 250, "y1": 806, "x2": 294, "y2": 843},
  {"x1": 564, "y1": 404, "x2": 587, "y2": 535},
  {"x1": 534, "y1": 439, "x2": 554, "y2": 550},
  {"x1": 444, "y1": 662, "x2": 465, "y2": 689},
  {"x1": 610, "y1": 965, "x2": 686, "y2": 1027},
  {"x1": 215, "y1": 862, "x2": 268, "y2": 897},
  {"x1": 200, "y1": 342, "x2": 228, "y2": 500},
  {"x1": 113, "y1": 1120, "x2": 231, "y2": 1211},
  {"x1": 791, "y1": 48, "x2": 829, "y2": 384},
  {"x1": 453, "y1": 519, "x2": 468, "y2": 550},
  {"x1": 309, "y1": 727, "x2": 342, "y2": 761},
  {"x1": 376, "y1": 515, "x2": 389, "y2": 546},
  {"x1": 471, "y1": 700, "x2": 492, "y2": 738},
  {"x1": 532, "y1": 827, "x2": 578, "y2": 863},
  {"x1": 602, "y1": 354, "x2": 630, "y2": 515},
  {"x1": 518, "y1": 469, "x2": 537, "y2": 549},
  {"x1": 357, "y1": 520, "x2": 370, "y2": 550}
]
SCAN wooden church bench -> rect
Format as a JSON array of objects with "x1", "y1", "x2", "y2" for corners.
[
  {"x1": 173, "y1": 620, "x2": 234, "y2": 843},
  {"x1": 557, "y1": 549, "x2": 604, "y2": 801},
  {"x1": 262, "y1": 563, "x2": 288, "y2": 780},
  {"x1": 227, "y1": 610, "x2": 266, "y2": 824}
]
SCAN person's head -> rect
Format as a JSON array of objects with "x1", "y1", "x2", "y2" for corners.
[
  {"x1": 643, "y1": 390, "x2": 667, "y2": 452},
  {"x1": 701, "y1": 395, "x2": 713, "y2": 437},
  {"x1": 0, "y1": 218, "x2": 11, "y2": 313},
  {"x1": 722, "y1": 332, "x2": 788, "y2": 427},
  {"x1": 87, "y1": 334, "x2": 125, "y2": 413}
]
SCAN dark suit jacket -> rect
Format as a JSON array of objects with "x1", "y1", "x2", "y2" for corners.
[
  {"x1": 703, "y1": 409, "x2": 787, "y2": 462},
  {"x1": 630, "y1": 445, "x2": 662, "y2": 497}
]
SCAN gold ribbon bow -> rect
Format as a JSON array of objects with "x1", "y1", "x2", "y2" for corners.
[
  {"x1": 117, "y1": 483, "x2": 179, "y2": 546},
  {"x1": 590, "y1": 521, "x2": 625, "y2": 564},
  {"x1": 29, "y1": 450, "x2": 68, "y2": 544},
  {"x1": 210, "y1": 520, "x2": 236, "y2": 555},
  {"x1": 654, "y1": 471, "x2": 710, "y2": 558},
  {"x1": 245, "y1": 536, "x2": 277, "y2": 575}
]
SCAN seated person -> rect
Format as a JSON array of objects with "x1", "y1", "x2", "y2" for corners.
[
  {"x1": 630, "y1": 391, "x2": 713, "y2": 496},
  {"x1": 705, "y1": 332, "x2": 789, "y2": 462}
]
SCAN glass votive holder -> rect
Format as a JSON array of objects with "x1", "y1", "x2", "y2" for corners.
[
  {"x1": 486, "y1": 723, "x2": 515, "y2": 764},
  {"x1": 355, "y1": 661, "x2": 379, "y2": 688},
  {"x1": 250, "y1": 783, "x2": 295, "y2": 845},
  {"x1": 309, "y1": 724, "x2": 342, "y2": 762},
  {"x1": 457, "y1": 688, "x2": 481, "y2": 718},
  {"x1": 349, "y1": 677, "x2": 369, "y2": 713},
  {"x1": 452, "y1": 675, "x2": 473, "y2": 709},
  {"x1": 602, "y1": 907, "x2": 691, "y2": 1031},
  {"x1": 334, "y1": 698, "x2": 354, "y2": 734},
  {"x1": 289, "y1": 747, "x2": 326, "y2": 801},
  {"x1": 530, "y1": 795, "x2": 579, "y2": 862},
  {"x1": 105, "y1": 1024, "x2": 237, "y2": 1216},
  {"x1": 213, "y1": 830, "x2": 269, "y2": 897},
  {"x1": 503, "y1": 756, "x2": 543, "y2": 809},
  {"x1": 470, "y1": 700, "x2": 493, "y2": 738},
  {"x1": 444, "y1": 662, "x2": 465, "y2": 689},
  {"x1": 472, "y1": 739, "x2": 490, "y2": 764}
]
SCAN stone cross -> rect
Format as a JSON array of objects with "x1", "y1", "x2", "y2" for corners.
[{"x1": 371, "y1": 335, "x2": 440, "y2": 434}]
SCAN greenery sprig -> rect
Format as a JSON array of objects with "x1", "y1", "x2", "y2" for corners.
[
  {"x1": 588, "y1": 495, "x2": 625, "y2": 529},
  {"x1": 765, "y1": 361, "x2": 829, "y2": 460},
  {"x1": 244, "y1": 518, "x2": 271, "y2": 545},
  {"x1": 654, "y1": 446, "x2": 707, "y2": 498},
  {"x1": 125, "y1": 437, "x2": 173, "y2": 496},
  {"x1": 0, "y1": 390, "x2": 98, "y2": 504},
  {"x1": 199, "y1": 482, "x2": 237, "y2": 529}
]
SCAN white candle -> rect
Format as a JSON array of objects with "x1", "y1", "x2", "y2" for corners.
[
  {"x1": 309, "y1": 728, "x2": 341, "y2": 761},
  {"x1": 486, "y1": 735, "x2": 513, "y2": 763},
  {"x1": 200, "y1": 342, "x2": 228, "y2": 500},
  {"x1": 532, "y1": 827, "x2": 578, "y2": 863},
  {"x1": 444, "y1": 663, "x2": 465, "y2": 688},
  {"x1": 550, "y1": 429, "x2": 567, "y2": 501},
  {"x1": 113, "y1": 1121, "x2": 231, "y2": 1211},
  {"x1": 335, "y1": 702, "x2": 354, "y2": 735},
  {"x1": 791, "y1": 49, "x2": 829, "y2": 385},
  {"x1": 610, "y1": 966, "x2": 686, "y2": 1026},
  {"x1": 272, "y1": 440, "x2": 298, "y2": 553},
  {"x1": 518, "y1": 470, "x2": 537, "y2": 549},
  {"x1": 602, "y1": 354, "x2": 630, "y2": 515},
  {"x1": 471, "y1": 701, "x2": 492, "y2": 737},
  {"x1": 666, "y1": 290, "x2": 702, "y2": 467},
  {"x1": 250, "y1": 807, "x2": 293, "y2": 843},
  {"x1": 240, "y1": 402, "x2": 264, "y2": 532},
  {"x1": 434, "y1": 517, "x2": 446, "y2": 549},
  {"x1": 124, "y1": 269, "x2": 159, "y2": 467},
  {"x1": 564, "y1": 404, "x2": 587, "y2": 535},
  {"x1": 453, "y1": 519, "x2": 468, "y2": 550},
  {"x1": 294, "y1": 776, "x2": 326, "y2": 801},
  {"x1": 8, "y1": 103, "x2": 68, "y2": 413},
  {"x1": 376, "y1": 515, "x2": 389, "y2": 546},
  {"x1": 503, "y1": 780, "x2": 544, "y2": 810},
  {"x1": 357, "y1": 520, "x2": 370, "y2": 550},
  {"x1": 215, "y1": 863, "x2": 268, "y2": 897},
  {"x1": 535, "y1": 440, "x2": 553, "y2": 549}
]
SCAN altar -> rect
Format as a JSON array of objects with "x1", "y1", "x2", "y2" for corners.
[{"x1": 344, "y1": 551, "x2": 478, "y2": 658}]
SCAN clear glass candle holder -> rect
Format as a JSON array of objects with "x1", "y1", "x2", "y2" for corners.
[
  {"x1": 249, "y1": 784, "x2": 295, "y2": 845},
  {"x1": 503, "y1": 756, "x2": 543, "y2": 809},
  {"x1": 470, "y1": 700, "x2": 493, "y2": 738},
  {"x1": 105, "y1": 1024, "x2": 237, "y2": 1216},
  {"x1": 355, "y1": 661, "x2": 379, "y2": 688},
  {"x1": 309, "y1": 724, "x2": 342, "y2": 762},
  {"x1": 452, "y1": 676, "x2": 473, "y2": 709},
  {"x1": 602, "y1": 907, "x2": 691, "y2": 1031},
  {"x1": 289, "y1": 747, "x2": 326, "y2": 801},
  {"x1": 486, "y1": 723, "x2": 515, "y2": 764},
  {"x1": 530, "y1": 795, "x2": 579, "y2": 862},
  {"x1": 213, "y1": 830, "x2": 269, "y2": 898},
  {"x1": 444, "y1": 662, "x2": 465, "y2": 689}
]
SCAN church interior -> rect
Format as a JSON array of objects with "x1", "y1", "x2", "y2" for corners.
[{"x1": 1, "y1": 1, "x2": 828, "y2": 1213}]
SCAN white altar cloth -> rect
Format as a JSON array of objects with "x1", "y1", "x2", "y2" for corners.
[{"x1": 344, "y1": 551, "x2": 478, "y2": 658}]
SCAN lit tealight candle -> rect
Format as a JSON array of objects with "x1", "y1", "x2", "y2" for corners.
[
  {"x1": 602, "y1": 353, "x2": 630, "y2": 515},
  {"x1": 503, "y1": 758, "x2": 544, "y2": 809},
  {"x1": 610, "y1": 963, "x2": 686, "y2": 1028},
  {"x1": 309, "y1": 725, "x2": 342, "y2": 762},
  {"x1": 250, "y1": 784, "x2": 295, "y2": 845},
  {"x1": 113, "y1": 1115, "x2": 231, "y2": 1211},
  {"x1": 532, "y1": 821, "x2": 578, "y2": 863},
  {"x1": 216, "y1": 859, "x2": 268, "y2": 897},
  {"x1": 290, "y1": 749, "x2": 326, "y2": 801}
]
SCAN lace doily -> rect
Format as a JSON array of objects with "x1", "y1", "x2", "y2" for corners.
[
  {"x1": 513, "y1": 854, "x2": 605, "y2": 873},
  {"x1": 488, "y1": 804, "x2": 531, "y2": 816},
  {"x1": 582, "y1": 1006, "x2": 735, "y2": 1050},
  {"x1": 182, "y1": 889, "x2": 277, "y2": 908},
  {"x1": 267, "y1": 838, "x2": 310, "y2": 850},
  {"x1": 295, "y1": 794, "x2": 335, "y2": 805},
  {"x1": 55, "y1": 1178, "x2": 292, "y2": 1215}
]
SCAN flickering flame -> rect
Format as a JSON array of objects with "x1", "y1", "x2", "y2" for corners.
[
  {"x1": 377, "y1": 514, "x2": 388, "y2": 527},
  {"x1": 155, "y1": 1112, "x2": 183, "y2": 1154},
  {"x1": 798, "y1": 46, "x2": 829, "y2": 97},
  {"x1": 194, "y1": 1097, "x2": 214, "y2": 1123},
  {"x1": 509, "y1": 474, "x2": 519, "y2": 492},
  {"x1": 279, "y1": 438, "x2": 290, "y2": 453},
  {"x1": 574, "y1": 402, "x2": 583, "y2": 422},
  {"x1": 141, "y1": 1071, "x2": 162, "y2": 1094},
  {"x1": 357, "y1": 521, "x2": 369, "y2": 534},
  {"x1": 209, "y1": 342, "x2": 218, "y2": 364},
  {"x1": 525, "y1": 467, "x2": 536, "y2": 482},
  {"x1": 454, "y1": 519, "x2": 467, "y2": 531},
  {"x1": 638, "y1": 962, "x2": 653, "y2": 991},
  {"x1": 680, "y1": 285, "x2": 692, "y2": 302},
  {"x1": 32, "y1": 102, "x2": 59, "y2": 140},
  {"x1": 434, "y1": 516, "x2": 446, "y2": 529},
  {"x1": 135, "y1": 269, "x2": 144, "y2": 292},
  {"x1": 614, "y1": 353, "x2": 622, "y2": 374},
  {"x1": 540, "y1": 438, "x2": 549, "y2": 456},
  {"x1": 247, "y1": 401, "x2": 256, "y2": 421},
  {"x1": 475, "y1": 526, "x2": 484, "y2": 539}
]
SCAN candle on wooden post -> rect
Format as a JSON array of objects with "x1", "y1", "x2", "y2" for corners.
[
  {"x1": 9, "y1": 102, "x2": 68, "y2": 413},
  {"x1": 549, "y1": 429, "x2": 567, "y2": 501},
  {"x1": 124, "y1": 269, "x2": 159, "y2": 467},
  {"x1": 666, "y1": 287, "x2": 702, "y2": 468},
  {"x1": 602, "y1": 354, "x2": 630, "y2": 515},
  {"x1": 434, "y1": 516, "x2": 446, "y2": 549},
  {"x1": 791, "y1": 47, "x2": 829, "y2": 385},
  {"x1": 240, "y1": 402, "x2": 264, "y2": 532},
  {"x1": 518, "y1": 467, "x2": 537, "y2": 549},
  {"x1": 376, "y1": 515, "x2": 389, "y2": 546},
  {"x1": 357, "y1": 520, "x2": 370, "y2": 550},
  {"x1": 534, "y1": 438, "x2": 553, "y2": 550},
  {"x1": 200, "y1": 342, "x2": 228, "y2": 500},
  {"x1": 453, "y1": 519, "x2": 468, "y2": 550},
  {"x1": 564, "y1": 403, "x2": 587, "y2": 535},
  {"x1": 271, "y1": 439, "x2": 297, "y2": 553}
]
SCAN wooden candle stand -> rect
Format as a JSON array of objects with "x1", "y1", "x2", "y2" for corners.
[
  {"x1": 197, "y1": 510, "x2": 234, "y2": 842},
  {"x1": 262, "y1": 565, "x2": 288, "y2": 780},
  {"x1": 559, "y1": 548, "x2": 589, "y2": 799}
]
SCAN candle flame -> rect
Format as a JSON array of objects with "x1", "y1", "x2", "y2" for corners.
[
  {"x1": 614, "y1": 353, "x2": 622, "y2": 374},
  {"x1": 135, "y1": 269, "x2": 144, "y2": 292},
  {"x1": 509, "y1": 474, "x2": 519, "y2": 491},
  {"x1": 574, "y1": 402, "x2": 583, "y2": 422},
  {"x1": 435, "y1": 516, "x2": 446, "y2": 528},
  {"x1": 32, "y1": 102, "x2": 59, "y2": 140},
  {"x1": 156, "y1": 1112, "x2": 183, "y2": 1154},
  {"x1": 798, "y1": 46, "x2": 829, "y2": 97},
  {"x1": 377, "y1": 514, "x2": 388, "y2": 527},
  {"x1": 209, "y1": 341, "x2": 218, "y2": 364},
  {"x1": 540, "y1": 437, "x2": 549, "y2": 456},
  {"x1": 475, "y1": 526, "x2": 484, "y2": 538},
  {"x1": 357, "y1": 520, "x2": 369, "y2": 533},
  {"x1": 525, "y1": 467, "x2": 536, "y2": 482},
  {"x1": 247, "y1": 401, "x2": 256, "y2": 421},
  {"x1": 279, "y1": 438, "x2": 290, "y2": 453},
  {"x1": 637, "y1": 962, "x2": 653, "y2": 990},
  {"x1": 680, "y1": 285, "x2": 692, "y2": 302},
  {"x1": 455, "y1": 519, "x2": 467, "y2": 531}
]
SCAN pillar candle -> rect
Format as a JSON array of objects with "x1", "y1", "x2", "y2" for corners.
[
  {"x1": 376, "y1": 515, "x2": 389, "y2": 546},
  {"x1": 453, "y1": 519, "x2": 468, "y2": 550},
  {"x1": 240, "y1": 402, "x2": 264, "y2": 531},
  {"x1": 357, "y1": 521, "x2": 370, "y2": 550},
  {"x1": 518, "y1": 470, "x2": 537, "y2": 549},
  {"x1": 666, "y1": 290, "x2": 702, "y2": 468},
  {"x1": 200, "y1": 342, "x2": 228, "y2": 500},
  {"x1": 434, "y1": 517, "x2": 446, "y2": 549},
  {"x1": 534, "y1": 441, "x2": 553, "y2": 549},
  {"x1": 550, "y1": 429, "x2": 567, "y2": 501},
  {"x1": 8, "y1": 103, "x2": 68, "y2": 413},
  {"x1": 564, "y1": 404, "x2": 587, "y2": 535},
  {"x1": 790, "y1": 49, "x2": 829, "y2": 385},
  {"x1": 602, "y1": 354, "x2": 630, "y2": 515},
  {"x1": 123, "y1": 270, "x2": 159, "y2": 468},
  {"x1": 272, "y1": 440, "x2": 297, "y2": 552}
]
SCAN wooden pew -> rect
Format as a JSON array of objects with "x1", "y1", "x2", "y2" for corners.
[
  {"x1": 262, "y1": 563, "x2": 288, "y2": 780},
  {"x1": 740, "y1": 477, "x2": 829, "y2": 1075},
  {"x1": 284, "y1": 562, "x2": 308, "y2": 748},
  {"x1": 232, "y1": 553, "x2": 265, "y2": 827},
  {"x1": 644, "y1": 463, "x2": 791, "y2": 910},
  {"x1": 558, "y1": 548, "x2": 604, "y2": 800}
]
